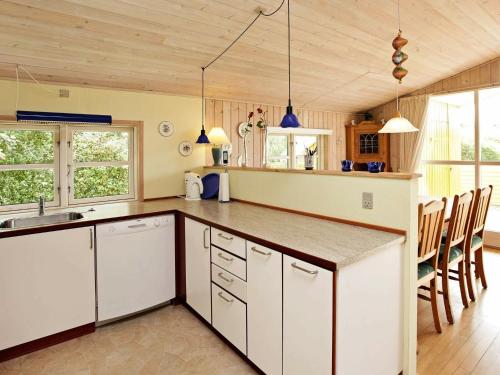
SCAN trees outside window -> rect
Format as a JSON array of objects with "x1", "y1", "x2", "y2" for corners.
[{"x1": 0, "y1": 123, "x2": 136, "y2": 211}]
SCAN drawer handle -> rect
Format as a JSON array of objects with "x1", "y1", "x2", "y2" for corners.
[
  {"x1": 251, "y1": 246, "x2": 271, "y2": 256},
  {"x1": 218, "y1": 252, "x2": 234, "y2": 262},
  {"x1": 203, "y1": 227, "x2": 209, "y2": 249},
  {"x1": 291, "y1": 262, "x2": 318, "y2": 275},
  {"x1": 218, "y1": 233, "x2": 234, "y2": 241},
  {"x1": 218, "y1": 272, "x2": 234, "y2": 283},
  {"x1": 218, "y1": 291, "x2": 234, "y2": 303}
]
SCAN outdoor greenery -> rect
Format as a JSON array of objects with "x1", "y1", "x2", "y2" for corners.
[
  {"x1": 74, "y1": 166, "x2": 129, "y2": 199},
  {"x1": 0, "y1": 128, "x2": 130, "y2": 206},
  {"x1": 462, "y1": 143, "x2": 500, "y2": 161},
  {"x1": 73, "y1": 131, "x2": 128, "y2": 162},
  {"x1": 0, "y1": 129, "x2": 54, "y2": 165},
  {"x1": 0, "y1": 169, "x2": 54, "y2": 206},
  {"x1": 0, "y1": 129, "x2": 55, "y2": 206}
]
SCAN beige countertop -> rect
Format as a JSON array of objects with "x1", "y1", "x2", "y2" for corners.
[{"x1": 0, "y1": 198, "x2": 405, "y2": 270}]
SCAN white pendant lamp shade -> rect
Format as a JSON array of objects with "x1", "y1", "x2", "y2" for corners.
[
  {"x1": 379, "y1": 112, "x2": 418, "y2": 133},
  {"x1": 207, "y1": 127, "x2": 230, "y2": 145}
]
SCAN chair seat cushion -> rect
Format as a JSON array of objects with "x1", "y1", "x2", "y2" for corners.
[
  {"x1": 418, "y1": 262, "x2": 435, "y2": 279},
  {"x1": 439, "y1": 243, "x2": 463, "y2": 263},
  {"x1": 471, "y1": 235, "x2": 483, "y2": 249},
  {"x1": 442, "y1": 231, "x2": 483, "y2": 250}
]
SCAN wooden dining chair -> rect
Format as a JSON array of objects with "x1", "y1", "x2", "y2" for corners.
[
  {"x1": 464, "y1": 185, "x2": 493, "y2": 301},
  {"x1": 417, "y1": 198, "x2": 447, "y2": 334},
  {"x1": 439, "y1": 191, "x2": 474, "y2": 324}
]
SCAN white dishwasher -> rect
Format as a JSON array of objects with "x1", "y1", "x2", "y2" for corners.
[{"x1": 96, "y1": 215, "x2": 175, "y2": 323}]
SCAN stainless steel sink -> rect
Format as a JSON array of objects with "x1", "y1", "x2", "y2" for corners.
[{"x1": 0, "y1": 212, "x2": 84, "y2": 229}]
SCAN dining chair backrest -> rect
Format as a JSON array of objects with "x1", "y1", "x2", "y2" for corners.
[
  {"x1": 418, "y1": 198, "x2": 447, "y2": 264},
  {"x1": 446, "y1": 191, "x2": 474, "y2": 249},
  {"x1": 469, "y1": 185, "x2": 493, "y2": 237}
]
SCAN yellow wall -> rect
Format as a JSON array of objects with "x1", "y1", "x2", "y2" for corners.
[{"x1": 0, "y1": 79, "x2": 203, "y2": 199}]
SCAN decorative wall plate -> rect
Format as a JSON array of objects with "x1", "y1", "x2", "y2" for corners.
[
  {"x1": 178, "y1": 141, "x2": 193, "y2": 156},
  {"x1": 238, "y1": 122, "x2": 252, "y2": 138},
  {"x1": 158, "y1": 121, "x2": 174, "y2": 137}
]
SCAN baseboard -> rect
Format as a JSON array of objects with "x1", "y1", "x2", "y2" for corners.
[{"x1": 0, "y1": 323, "x2": 95, "y2": 363}]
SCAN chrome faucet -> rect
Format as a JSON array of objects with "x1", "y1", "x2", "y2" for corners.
[{"x1": 38, "y1": 195, "x2": 45, "y2": 216}]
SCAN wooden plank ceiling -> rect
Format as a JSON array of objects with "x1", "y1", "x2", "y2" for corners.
[{"x1": 0, "y1": 0, "x2": 498, "y2": 112}]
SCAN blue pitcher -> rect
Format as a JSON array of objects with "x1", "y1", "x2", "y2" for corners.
[{"x1": 341, "y1": 160, "x2": 354, "y2": 172}]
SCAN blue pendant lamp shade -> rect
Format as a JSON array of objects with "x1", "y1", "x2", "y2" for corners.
[
  {"x1": 281, "y1": 100, "x2": 300, "y2": 128},
  {"x1": 196, "y1": 67, "x2": 211, "y2": 144},
  {"x1": 280, "y1": 0, "x2": 300, "y2": 128},
  {"x1": 196, "y1": 128, "x2": 209, "y2": 144}
]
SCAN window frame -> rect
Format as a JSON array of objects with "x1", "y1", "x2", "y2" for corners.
[
  {"x1": 0, "y1": 122, "x2": 137, "y2": 212},
  {"x1": 0, "y1": 123, "x2": 61, "y2": 211},
  {"x1": 420, "y1": 89, "x2": 500, "y2": 186},
  {"x1": 67, "y1": 125, "x2": 136, "y2": 205},
  {"x1": 419, "y1": 87, "x2": 500, "y2": 246},
  {"x1": 266, "y1": 134, "x2": 322, "y2": 169}
]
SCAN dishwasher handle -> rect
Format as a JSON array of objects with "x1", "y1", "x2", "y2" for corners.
[{"x1": 128, "y1": 223, "x2": 147, "y2": 229}]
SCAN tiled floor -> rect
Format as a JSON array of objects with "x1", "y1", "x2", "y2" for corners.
[
  {"x1": 0, "y1": 305, "x2": 256, "y2": 375},
  {"x1": 417, "y1": 249, "x2": 500, "y2": 375}
]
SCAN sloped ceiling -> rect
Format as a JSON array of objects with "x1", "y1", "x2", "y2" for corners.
[{"x1": 0, "y1": 0, "x2": 499, "y2": 112}]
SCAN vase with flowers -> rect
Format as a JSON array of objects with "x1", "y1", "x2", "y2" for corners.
[
  {"x1": 255, "y1": 107, "x2": 269, "y2": 167},
  {"x1": 304, "y1": 143, "x2": 317, "y2": 170},
  {"x1": 239, "y1": 111, "x2": 253, "y2": 167}
]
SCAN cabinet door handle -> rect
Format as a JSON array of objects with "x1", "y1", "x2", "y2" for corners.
[
  {"x1": 291, "y1": 262, "x2": 318, "y2": 275},
  {"x1": 218, "y1": 291, "x2": 234, "y2": 303},
  {"x1": 218, "y1": 252, "x2": 234, "y2": 262},
  {"x1": 251, "y1": 246, "x2": 271, "y2": 256},
  {"x1": 89, "y1": 228, "x2": 93, "y2": 251},
  {"x1": 203, "y1": 228, "x2": 209, "y2": 249},
  {"x1": 218, "y1": 272, "x2": 234, "y2": 283},
  {"x1": 217, "y1": 233, "x2": 233, "y2": 241}
]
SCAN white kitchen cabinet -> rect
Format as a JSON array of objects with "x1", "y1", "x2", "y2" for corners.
[
  {"x1": 247, "y1": 242, "x2": 282, "y2": 375},
  {"x1": 185, "y1": 217, "x2": 212, "y2": 323},
  {"x1": 0, "y1": 227, "x2": 96, "y2": 350},
  {"x1": 283, "y1": 255, "x2": 333, "y2": 375},
  {"x1": 211, "y1": 284, "x2": 247, "y2": 354}
]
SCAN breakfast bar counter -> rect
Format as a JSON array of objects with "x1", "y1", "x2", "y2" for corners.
[{"x1": 0, "y1": 197, "x2": 405, "y2": 270}]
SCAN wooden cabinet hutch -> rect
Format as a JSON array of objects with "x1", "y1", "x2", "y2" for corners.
[{"x1": 345, "y1": 121, "x2": 391, "y2": 172}]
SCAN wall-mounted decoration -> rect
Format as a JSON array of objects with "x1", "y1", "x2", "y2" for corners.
[
  {"x1": 178, "y1": 141, "x2": 193, "y2": 156},
  {"x1": 158, "y1": 121, "x2": 174, "y2": 137}
]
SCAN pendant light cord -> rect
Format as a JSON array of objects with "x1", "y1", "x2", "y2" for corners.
[
  {"x1": 397, "y1": 0, "x2": 401, "y2": 32},
  {"x1": 202, "y1": 0, "x2": 285, "y2": 70},
  {"x1": 201, "y1": 67, "x2": 205, "y2": 130},
  {"x1": 199, "y1": 0, "x2": 285, "y2": 130},
  {"x1": 287, "y1": 0, "x2": 291, "y2": 103},
  {"x1": 396, "y1": 81, "x2": 399, "y2": 112}
]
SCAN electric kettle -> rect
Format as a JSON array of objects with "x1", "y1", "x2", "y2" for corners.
[{"x1": 185, "y1": 172, "x2": 203, "y2": 200}]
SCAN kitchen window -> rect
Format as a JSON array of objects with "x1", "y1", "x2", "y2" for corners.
[
  {"x1": 266, "y1": 134, "x2": 320, "y2": 169},
  {"x1": 0, "y1": 123, "x2": 136, "y2": 211}
]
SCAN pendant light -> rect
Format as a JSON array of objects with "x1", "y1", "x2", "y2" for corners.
[
  {"x1": 280, "y1": 0, "x2": 300, "y2": 128},
  {"x1": 196, "y1": 67, "x2": 210, "y2": 144},
  {"x1": 379, "y1": 0, "x2": 418, "y2": 134}
]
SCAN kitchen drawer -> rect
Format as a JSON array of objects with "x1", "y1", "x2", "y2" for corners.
[
  {"x1": 212, "y1": 283, "x2": 247, "y2": 354},
  {"x1": 211, "y1": 246, "x2": 246, "y2": 281},
  {"x1": 212, "y1": 263, "x2": 247, "y2": 302},
  {"x1": 211, "y1": 227, "x2": 246, "y2": 259}
]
